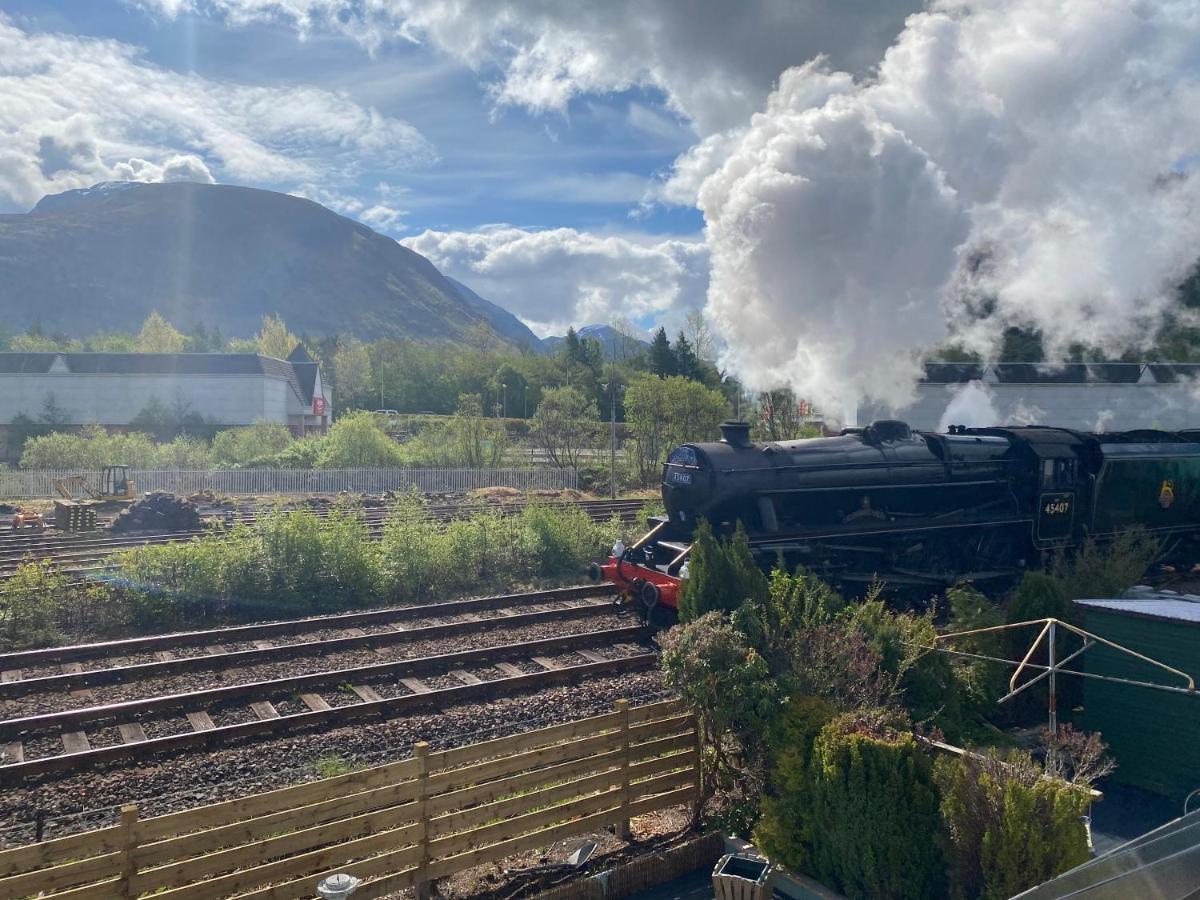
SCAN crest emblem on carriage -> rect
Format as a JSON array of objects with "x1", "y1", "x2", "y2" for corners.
[{"x1": 1159, "y1": 479, "x2": 1175, "y2": 509}]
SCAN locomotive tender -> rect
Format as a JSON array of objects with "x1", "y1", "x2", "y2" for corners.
[{"x1": 593, "y1": 420, "x2": 1200, "y2": 615}]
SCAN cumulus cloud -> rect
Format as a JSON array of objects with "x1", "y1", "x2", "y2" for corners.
[
  {"x1": 403, "y1": 226, "x2": 709, "y2": 336},
  {"x1": 700, "y1": 0, "x2": 1200, "y2": 421},
  {"x1": 0, "y1": 15, "x2": 433, "y2": 209},
  {"x1": 135, "y1": 1, "x2": 917, "y2": 134}
]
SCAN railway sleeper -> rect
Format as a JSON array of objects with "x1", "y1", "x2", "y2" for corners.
[{"x1": 0, "y1": 650, "x2": 657, "y2": 783}]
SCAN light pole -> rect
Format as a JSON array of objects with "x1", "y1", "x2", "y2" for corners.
[
  {"x1": 501, "y1": 383, "x2": 507, "y2": 420},
  {"x1": 601, "y1": 378, "x2": 619, "y2": 499}
]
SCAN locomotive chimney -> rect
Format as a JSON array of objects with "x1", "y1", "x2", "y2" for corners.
[{"x1": 719, "y1": 421, "x2": 752, "y2": 448}]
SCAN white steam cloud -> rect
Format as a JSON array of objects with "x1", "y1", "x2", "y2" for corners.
[
  {"x1": 702, "y1": 0, "x2": 1200, "y2": 422},
  {"x1": 937, "y1": 381, "x2": 997, "y2": 432}
]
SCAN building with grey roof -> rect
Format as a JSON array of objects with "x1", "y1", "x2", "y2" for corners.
[
  {"x1": 0, "y1": 346, "x2": 331, "y2": 460},
  {"x1": 855, "y1": 362, "x2": 1200, "y2": 432}
]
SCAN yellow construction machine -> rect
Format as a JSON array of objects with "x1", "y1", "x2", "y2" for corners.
[{"x1": 52, "y1": 465, "x2": 136, "y2": 531}]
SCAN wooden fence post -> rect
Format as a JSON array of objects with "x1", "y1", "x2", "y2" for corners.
[
  {"x1": 415, "y1": 742, "x2": 431, "y2": 900},
  {"x1": 615, "y1": 699, "x2": 632, "y2": 841},
  {"x1": 118, "y1": 804, "x2": 139, "y2": 899},
  {"x1": 692, "y1": 712, "x2": 703, "y2": 813}
]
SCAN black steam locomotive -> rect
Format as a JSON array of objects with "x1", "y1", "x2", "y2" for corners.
[{"x1": 595, "y1": 420, "x2": 1200, "y2": 612}]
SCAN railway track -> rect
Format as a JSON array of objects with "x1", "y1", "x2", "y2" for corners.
[
  {"x1": 0, "y1": 585, "x2": 656, "y2": 783},
  {"x1": 0, "y1": 497, "x2": 646, "y2": 577}
]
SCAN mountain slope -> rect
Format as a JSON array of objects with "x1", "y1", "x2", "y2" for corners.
[
  {"x1": 541, "y1": 324, "x2": 650, "y2": 359},
  {"x1": 446, "y1": 277, "x2": 540, "y2": 348},
  {"x1": 0, "y1": 181, "x2": 534, "y2": 345}
]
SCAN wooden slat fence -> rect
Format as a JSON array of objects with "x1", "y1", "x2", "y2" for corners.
[
  {"x1": 0, "y1": 467, "x2": 578, "y2": 500},
  {"x1": 0, "y1": 699, "x2": 696, "y2": 899}
]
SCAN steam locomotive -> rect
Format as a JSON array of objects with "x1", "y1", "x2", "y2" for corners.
[{"x1": 591, "y1": 420, "x2": 1200, "y2": 616}]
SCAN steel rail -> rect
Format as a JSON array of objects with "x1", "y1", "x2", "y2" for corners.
[
  {"x1": 0, "y1": 624, "x2": 653, "y2": 738},
  {"x1": 0, "y1": 596, "x2": 619, "y2": 698},
  {"x1": 0, "y1": 651, "x2": 657, "y2": 783},
  {"x1": 0, "y1": 584, "x2": 616, "y2": 668}
]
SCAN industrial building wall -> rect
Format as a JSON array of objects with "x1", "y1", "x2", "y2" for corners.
[
  {"x1": 0, "y1": 373, "x2": 280, "y2": 426},
  {"x1": 858, "y1": 382, "x2": 1200, "y2": 431}
]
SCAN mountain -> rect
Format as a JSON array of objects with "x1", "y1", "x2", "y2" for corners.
[
  {"x1": 445, "y1": 277, "x2": 540, "y2": 348},
  {"x1": 0, "y1": 181, "x2": 539, "y2": 346},
  {"x1": 541, "y1": 324, "x2": 650, "y2": 359}
]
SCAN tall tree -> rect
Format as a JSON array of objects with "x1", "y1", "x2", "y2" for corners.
[
  {"x1": 674, "y1": 332, "x2": 702, "y2": 381},
  {"x1": 333, "y1": 335, "x2": 373, "y2": 410},
  {"x1": 531, "y1": 386, "x2": 601, "y2": 468},
  {"x1": 649, "y1": 327, "x2": 675, "y2": 378},
  {"x1": 683, "y1": 309, "x2": 716, "y2": 363},
  {"x1": 254, "y1": 314, "x2": 300, "y2": 359},
  {"x1": 135, "y1": 311, "x2": 186, "y2": 353}
]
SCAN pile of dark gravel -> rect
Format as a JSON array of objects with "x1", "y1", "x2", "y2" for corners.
[{"x1": 111, "y1": 492, "x2": 202, "y2": 533}]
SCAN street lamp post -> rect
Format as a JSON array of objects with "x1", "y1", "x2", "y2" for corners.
[
  {"x1": 601, "y1": 379, "x2": 619, "y2": 499},
  {"x1": 501, "y1": 383, "x2": 507, "y2": 419}
]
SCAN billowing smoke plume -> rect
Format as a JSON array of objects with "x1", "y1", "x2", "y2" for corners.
[
  {"x1": 937, "y1": 381, "x2": 997, "y2": 432},
  {"x1": 701, "y1": 0, "x2": 1200, "y2": 422}
]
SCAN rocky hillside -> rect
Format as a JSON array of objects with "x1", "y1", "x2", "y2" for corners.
[{"x1": 0, "y1": 181, "x2": 541, "y2": 347}]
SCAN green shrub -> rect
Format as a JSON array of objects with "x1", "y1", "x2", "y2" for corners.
[
  {"x1": 678, "y1": 519, "x2": 768, "y2": 621},
  {"x1": 315, "y1": 411, "x2": 405, "y2": 468},
  {"x1": 210, "y1": 422, "x2": 295, "y2": 467},
  {"x1": 754, "y1": 695, "x2": 836, "y2": 870},
  {"x1": 801, "y1": 714, "x2": 946, "y2": 900},
  {"x1": 20, "y1": 425, "x2": 211, "y2": 469},
  {"x1": 935, "y1": 749, "x2": 1090, "y2": 900},
  {"x1": 1049, "y1": 529, "x2": 1159, "y2": 601},
  {"x1": 0, "y1": 559, "x2": 70, "y2": 650}
]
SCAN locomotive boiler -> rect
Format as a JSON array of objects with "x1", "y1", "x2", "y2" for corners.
[{"x1": 591, "y1": 420, "x2": 1200, "y2": 617}]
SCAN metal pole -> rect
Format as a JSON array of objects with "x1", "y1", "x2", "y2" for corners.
[
  {"x1": 1048, "y1": 619, "x2": 1057, "y2": 773},
  {"x1": 610, "y1": 381, "x2": 617, "y2": 500}
]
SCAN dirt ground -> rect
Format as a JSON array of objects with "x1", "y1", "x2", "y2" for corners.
[{"x1": 382, "y1": 805, "x2": 695, "y2": 900}]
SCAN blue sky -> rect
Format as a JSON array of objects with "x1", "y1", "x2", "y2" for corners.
[{"x1": 0, "y1": 0, "x2": 918, "y2": 336}]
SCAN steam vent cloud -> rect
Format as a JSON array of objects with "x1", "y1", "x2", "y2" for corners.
[{"x1": 700, "y1": 0, "x2": 1200, "y2": 423}]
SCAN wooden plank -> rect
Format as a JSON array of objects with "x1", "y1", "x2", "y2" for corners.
[
  {"x1": 428, "y1": 747, "x2": 623, "y2": 819},
  {"x1": 2, "y1": 741, "x2": 23, "y2": 764},
  {"x1": 231, "y1": 844, "x2": 418, "y2": 900},
  {"x1": 0, "y1": 823, "x2": 123, "y2": 877},
  {"x1": 430, "y1": 769, "x2": 623, "y2": 840},
  {"x1": 493, "y1": 662, "x2": 525, "y2": 677},
  {"x1": 29, "y1": 876, "x2": 124, "y2": 900},
  {"x1": 431, "y1": 709, "x2": 624, "y2": 772},
  {"x1": 252, "y1": 640, "x2": 274, "y2": 650},
  {"x1": 250, "y1": 701, "x2": 280, "y2": 720},
  {"x1": 530, "y1": 656, "x2": 559, "y2": 670},
  {"x1": 138, "y1": 820, "x2": 420, "y2": 900},
  {"x1": 206, "y1": 645, "x2": 227, "y2": 656},
  {"x1": 342, "y1": 628, "x2": 367, "y2": 638},
  {"x1": 186, "y1": 711, "x2": 215, "y2": 732},
  {"x1": 299, "y1": 693, "x2": 331, "y2": 712},
  {"x1": 0, "y1": 849, "x2": 122, "y2": 898},
  {"x1": 137, "y1": 757, "x2": 418, "y2": 842},
  {"x1": 350, "y1": 685, "x2": 383, "y2": 703},
  {"x1": 427, "y1": 806, "x2": 616, "y2": 880},
  {"x1": 428, "y1": 787, "x2": 620, "y2": 861},
  {"x1": 449, "y1": 669, "x2": 482, "y2": 685},
  {"x1": 398, "y1": 677, "x2": 430, "y2": 694},
  {"x1": 627, "y1": 784, "x2": 694, "y2": 818},
  {"x1": 62, "y1": 731, "x2": 91, "y2": 754},
  {"x1": 1, "y1": 669, "x2": 22, "y2": 683},
  {"x1": 135, "y1": 802, "x2": 420, "y2": 892},
  {"x1": 155, "y1": 651, "x2": 176, "y2": 662},
  {"x1": 138, "y1": 780, "x2": 419, "y2": 868},
  {"x1": 429, "y1": 730, "x2": 620, "y2": 796},
  {"x1": 118, "y1": 723, "x2": 148, "y2": 744},
  {"x1": 574, "y1": 649, "x2": 607, "y2": 664}
]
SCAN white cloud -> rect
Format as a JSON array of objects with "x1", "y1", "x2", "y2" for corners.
[
  {"x1": 403, "y1": 225, "x2": 709, "y2": 336},
  {"x1": 135, "y1": 1, "x2": 917, "y2": 135},
  {"x1": 0, "y1": 15, "x2": 433, "y2": 208},
  {"x1": 700, "y1": 0, "x2": 1200, "y2": 421}
]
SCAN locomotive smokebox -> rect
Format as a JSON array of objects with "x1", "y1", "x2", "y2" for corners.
[{"x1": 719, "y1": 421, "x2": 752, "y2": 448}]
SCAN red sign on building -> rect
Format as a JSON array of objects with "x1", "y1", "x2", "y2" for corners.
[{"x1": 312, "y1": 397, "x2": 327, "y2": 416}]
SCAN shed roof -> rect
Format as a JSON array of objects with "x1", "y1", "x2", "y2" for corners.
[{"x1": 1074, "y1": 596, "x2": 1200, "y2": 626}]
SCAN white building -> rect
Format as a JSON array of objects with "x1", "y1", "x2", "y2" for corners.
[{"x1": 0, "y1": 346, "x2": 331, "y2": 459}]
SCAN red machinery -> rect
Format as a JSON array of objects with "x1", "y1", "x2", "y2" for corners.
[{"x1": 589, "y1": 522, "x2": 687, "y2": 621}]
